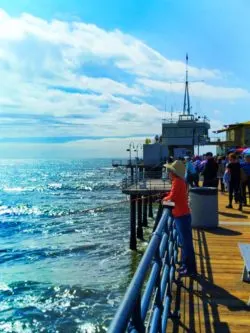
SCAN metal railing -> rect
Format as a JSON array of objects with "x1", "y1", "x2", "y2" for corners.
[
  {"x1": 109, "y1": 208, "x2": 179, "y2": 332},
  {"x1": 112, "y1": 159, "x2": 143, "y2": 167},
  {"x1": 122, "y1": 177, "x2": 170, "y2": 191}
]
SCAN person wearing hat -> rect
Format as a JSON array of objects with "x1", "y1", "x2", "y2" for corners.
[
  {"x1": 162, "y1": 160, "x2": 197, "y2": 277},
  {"x1": 184, "y1": 156, "x2": 199, "y2": 187}
]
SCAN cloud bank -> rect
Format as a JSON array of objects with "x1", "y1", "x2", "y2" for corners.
[{"x1": 0, "y1": 9, "x2": 248, "y2": 156}]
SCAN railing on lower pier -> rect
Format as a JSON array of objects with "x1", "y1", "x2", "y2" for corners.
[
  {"x1": 122, "y1": 176, "x2": 169, "y2": 191},
  {"x1": 109, "y1": 208, "x2": 179, "y2": 333},
  {"x1": 112, "y1": 159, "x2": 143, "y2": 167}
]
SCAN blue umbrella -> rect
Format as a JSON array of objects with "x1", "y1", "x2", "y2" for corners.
[{"x1": 243, "y1": 148, "x2": 250, "y2": 155}]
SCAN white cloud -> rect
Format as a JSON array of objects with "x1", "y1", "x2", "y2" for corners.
[
  {"x1": 0, "y1": 8, "x2": 248, "y2": 156},
  {"x1": 0, "y1": 137, "x2": 147, "y2": 159},
  {"x1": 0, "y1": 9, "x2": 221, "y2": 81},
  {"x1": 137, "y1": 78, "x2": 250, "y2": 99}
]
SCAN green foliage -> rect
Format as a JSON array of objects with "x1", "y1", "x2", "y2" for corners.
[{"x1": 145, "y1": 138, "x2": 151, "y2": 144}]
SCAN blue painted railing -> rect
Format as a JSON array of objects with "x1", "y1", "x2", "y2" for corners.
[{"x1": 109, "y1": 208, "x2": 179, "y2": 333}]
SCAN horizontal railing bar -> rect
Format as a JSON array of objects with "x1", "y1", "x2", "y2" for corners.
[
  {"x1": 159, "y1": 233, "x2": 169, "y2": 258},
  {"x1": 148, "y1": 305, "x2": 161, "y2": 333},
  {"x1": 161, "y1": 296, "x2": 171, "y2": 332},
  {"x1": 141, "y1": 262, "x2": 161, "y2": 321},
  {"x1": 160, "y1": 264, "x2": 170, "y2": 301}
]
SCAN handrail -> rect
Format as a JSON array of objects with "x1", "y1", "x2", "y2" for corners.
[
  {"x1": 109, "y1": 208, "x2": 179, "y2": 332},
  {"x1": 112, "y1": 159, "x2": 143, "y2": 167},
  {"x1": 122, "y1": 177, "x2": 170, "y2": 191}
]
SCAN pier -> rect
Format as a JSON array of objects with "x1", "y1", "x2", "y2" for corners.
[
  {"x1": 110, "y1": 190, "x2": 250, "y2": 332},
  {"x1": 169, "y1": 192, "x2": 250, "y2": 333},
  {"x1": 122, "y1": 175, "x2": 171, "y2": 251}
]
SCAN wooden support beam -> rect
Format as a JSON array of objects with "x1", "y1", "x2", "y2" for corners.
[
  {"x1": 143, "y1": 196, "x2": 148, "y2": 227},
  {"x1": 148, "y1": 195, "x2": 153, "y2": 218},
  {"x1": 137, "y1": 195, "x2": 143, "y2": 240},
  {"x1": 130, "y1": 195, "x2": 137, "y2": 250}
]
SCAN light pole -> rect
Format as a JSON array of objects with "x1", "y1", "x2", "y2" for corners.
[
  {"x1": 134, "y1": 144, "x2": 143, "y2": 182},
  {"x1": 126, "y1": 142, "x2": 135, "y2": 165},
  {"x1": 126, "y1": 142, "x2": 135, "y2": 182},
  {"x1": 135, "y1": 143, "x2": 143, "y2": 160}
]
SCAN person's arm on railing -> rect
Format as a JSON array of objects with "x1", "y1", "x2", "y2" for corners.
[{"x1": 162, "y1": 178, "x2": 179, "y2": 203}]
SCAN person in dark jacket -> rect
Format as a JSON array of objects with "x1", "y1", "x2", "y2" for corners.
[
  {"x1": 217, "y1": 156, "x2": 226, "y2": 192},
  {"x1": 202, "y1": 152, "x2": 218, "y2": 187},
  {"x1": 226, "y1": 153, "x2": 242, "y2": 210}
]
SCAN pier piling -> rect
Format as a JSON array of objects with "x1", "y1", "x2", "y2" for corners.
[
  {"x1": 142, "y1": 196, "x2": 148, "y2": 227},
  {"x1": 130, "y1": 195, "x2": 137, "y2": 250},
  {"x1": 148, "y1": 195, "x2": 153, "y2": 218},
  {"x1": 137, "y1": 195, "x2": 143, "y2": 240}
]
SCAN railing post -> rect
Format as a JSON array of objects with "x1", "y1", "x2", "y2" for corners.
[
  {"x1": 109, "y1": 209, "x2": 176, "y2": 333},
  {"x1": 153, "y1": 202, "x2": 163, "y2": 232},
  {"x1": 131, "y1": 167, "x2": 134, "y2": 183},
  {"x1": 130, "y1": 195, "x2": 137, "y2": 251},
  {"x1": 129, "y1": 293, "x2": 145, "y2": 333},
  {"x1": 155, "y1": 247, "x2": 163, "y2": 333},
  {"x1": 143, "y1": 196, "x2": 148, "y2": 227},
  {"x1": 148, "y1": 195, "x2": 153, "y2": 218},
  {"x1": 137, "y1": 195, "x2": 143, "y2": 240}
]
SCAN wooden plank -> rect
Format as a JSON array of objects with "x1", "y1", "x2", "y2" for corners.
[
  {"x1": 167, "y1": 225, "x2": 250, "y2": 333},
  {"x1": 218, "y1": 191, "x2": 250, "y2": 222}
]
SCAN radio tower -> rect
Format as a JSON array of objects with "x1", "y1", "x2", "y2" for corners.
[{"x1": 183, "y1": 53, "x2": 191, "y2": 115}]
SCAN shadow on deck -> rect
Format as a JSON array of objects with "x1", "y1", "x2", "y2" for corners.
[{"x1": 168, "y1": 226, "x2": 250, "y2": 333}]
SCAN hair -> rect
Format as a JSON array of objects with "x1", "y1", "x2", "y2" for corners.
[
  {"x1": 167, "y1": 156, "x2": 174, "y2": 163},
  {"x1": 205, "y1": 152, "x2": 213, "y2": 157},
  {"x1": 229, "y1": 153, "x2": 237, "y2": 160}
]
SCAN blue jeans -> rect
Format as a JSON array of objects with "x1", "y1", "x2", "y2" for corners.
[{"x1": 174, "y1": 214, "x2": 196, "y2": 272}]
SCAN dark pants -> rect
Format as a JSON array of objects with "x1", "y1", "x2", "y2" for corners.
[
  {"x1": 218, "y1": 178, "x2": 225, "y2": 192},
  {"x1": 174, "y1": 214, "x2": 196, "y2": 273},
  {"x1": 203, "y1": 178, "x2": 218, "y2": 187},
  {"x1": 187, "y1": 173, "x2": 199, "y2": 187},
  {"x1": 229, "y1": 181, "x2": 242, "y2": 205},
  {"x1": 242, "y1": 177, "x2": 250, "y2": 205}
]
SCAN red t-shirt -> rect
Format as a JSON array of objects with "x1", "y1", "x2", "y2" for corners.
[{"x1": 163, "y1": 177, "x2": 190, "y2": 217}]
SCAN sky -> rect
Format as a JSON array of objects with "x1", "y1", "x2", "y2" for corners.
[{"x1": 0, "y1": 0, "x2": 250, "y2": 158}]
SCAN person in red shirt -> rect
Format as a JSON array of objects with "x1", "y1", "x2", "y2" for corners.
[{"x1": 162, "y1": 160, "x2": 197, "y2": 277}]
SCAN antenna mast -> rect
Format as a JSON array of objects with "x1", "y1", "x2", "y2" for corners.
[{"x1": 183, "y1": 53, "x2": 191, "y2": 115}]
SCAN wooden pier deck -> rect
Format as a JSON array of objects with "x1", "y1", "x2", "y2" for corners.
[{"x1": 167, "y1": 191, "x2": 250, "y2": 333}]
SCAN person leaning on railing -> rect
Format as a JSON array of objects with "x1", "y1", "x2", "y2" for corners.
[{"x1": 162, "y1": 160, "x2": 197, "y2": 277}]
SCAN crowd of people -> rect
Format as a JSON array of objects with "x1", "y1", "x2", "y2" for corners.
[
  {"x1": 161, "y1": 150, "x2": 250, "y2": 277},
  {"x1": 167, "y1": 151, "x2": 250, "y2": 211}
]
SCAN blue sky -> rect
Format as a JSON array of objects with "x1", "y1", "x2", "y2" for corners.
[{"x1": 0, "y1": 0, "x2": 249, "y2": 158}]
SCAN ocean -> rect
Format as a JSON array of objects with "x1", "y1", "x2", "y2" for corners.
[{"x1": 0, "y1": 159, "x2": 146, "y2": 333}]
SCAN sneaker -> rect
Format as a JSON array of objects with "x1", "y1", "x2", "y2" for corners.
[
  {"x1": 238, "y1": 205, "x2": 243, "y2": 211},
  {"x1": 226, "y1": 204, "x2": 233, "y2": 208}
]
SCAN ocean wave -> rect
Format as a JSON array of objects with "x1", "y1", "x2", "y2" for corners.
[
  {"x1": 0, "y1": 205, "x2": 67, "y2": 218},
  {"x1": 0, "y1": 282, "x2": 102, "y2": 333},
  {"x1": 0, "y1": 244, "x2": 98, "y2": 264},
  {"x1": 47, "y1": 182, "x2": 120, "y2": 192},
  {"x1": 2, "y1": 187, "x2": 35, "y2": 193},
  {"x1": 0, "y1": 205, "x2": 42, "y2": 216},
  {"x1": 47, "y1": 183, "x2": 63, "y2": 189},
  {"x1": 0, "y1": 202, "x2": 122, "y2": 219},
  {"x1": 1, "y1": 181, "x2": 120, "y2": 194}
]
